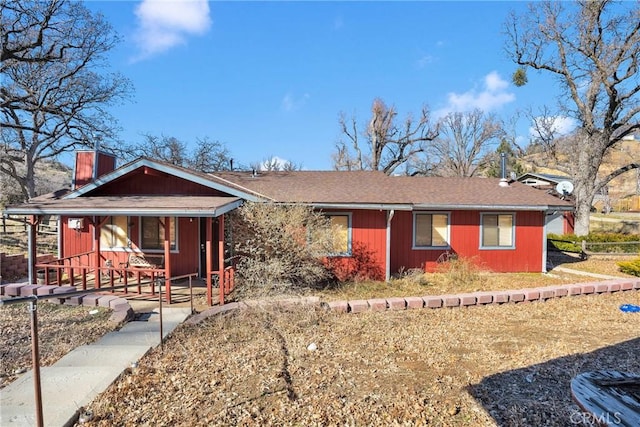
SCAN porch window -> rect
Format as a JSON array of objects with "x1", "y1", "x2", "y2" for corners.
[
  {"x1": 481, "y1": 213, "x2": 514, "y2": 248},
  {"x1": 141, "y1": 217, "x2": 177, "y2": 251},
  {"x1": 326, "y1": 213, "x2": 351, "y2": 256},
  {"x1": 100, "y1": 216, "x2": 128, "y2": 249},
  {"x1": 413, "y1": 212, "x2": 449, "y2": 248}
]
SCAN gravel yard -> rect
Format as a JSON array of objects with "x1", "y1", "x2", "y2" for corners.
[
  {"x1": 77, "y1": 288, "x2": 640, "y2": 426},
  {"x1": 1, "y1": 254, "x2": 639, "y2": 426},
  {"x1": 0, "y1": 303, "x2": 114, "y2": 389}
]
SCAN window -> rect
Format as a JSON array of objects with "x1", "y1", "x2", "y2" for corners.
[
  {"x1": 481, "y1": 213, "x2": 514, "y2": 248},
  {"x1": 100, "y1": 216, "x2": 128, "y2": 249},
  {"x1": 413, "y1": 212, "x2": 449, "y2": 248},
  {"x1": 141, "y1": 217, "x2": 177, "y2": 251},
  {"x1": 326, "y1": 213, "x2": 351, "y2": 255}
]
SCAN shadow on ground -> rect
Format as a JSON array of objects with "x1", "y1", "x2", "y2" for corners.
[{"x1": 468, "y1": 337, "x2": 640, "y2": 426}]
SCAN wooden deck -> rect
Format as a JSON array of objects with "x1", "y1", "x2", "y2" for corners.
[{"x1": 571, "y1": 370, "x2": 640, "y2": 426}]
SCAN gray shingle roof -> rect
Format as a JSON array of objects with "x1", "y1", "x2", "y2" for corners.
[{"x1": 211, "y1": 171, "x2": 573, "y2": 210}]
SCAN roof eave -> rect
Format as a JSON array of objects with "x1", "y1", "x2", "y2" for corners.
[
  {"x1": 412, "y1": 203, "x2": 575, "y2": 211},
  {"x1": 273, "y1": 202, "x2": 414, "y2": 211},
  {"x1": 3, "y1": 199, "x2": 244, "y2": 218}
]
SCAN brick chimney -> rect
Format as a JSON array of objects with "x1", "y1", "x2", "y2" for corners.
[{"x1": 72, "y1": 150, "x2": 116, "y2": 190}]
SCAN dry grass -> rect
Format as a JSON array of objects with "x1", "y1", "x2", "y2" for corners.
[
  {"x1": 0, "y1": 303, "x2": 114, "y2": 389},
  {"x1": 79, "y1": 290, "x2": 640, "y2": 426},
  {"x1": 303, "y1": 253, "x2": 638, "y2": 302}
]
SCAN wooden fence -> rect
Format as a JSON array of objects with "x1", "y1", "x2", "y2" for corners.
[{"x1": 1, "y1": 215, "x2": 58, "y2": 235}]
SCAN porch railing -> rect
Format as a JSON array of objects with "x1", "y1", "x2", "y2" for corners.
[{"x1": 35, "y1": 255, "x2": 165, "y2": 295}]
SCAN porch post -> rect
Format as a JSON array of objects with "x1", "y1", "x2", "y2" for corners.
[
  {"x1": 94, "y1": 217, "x2": 101, "y2": 289},
  {"x1": 385, "y1": 210, "x2": 395, "y2": 282},
  {"x1": 205, "y1": 217, "x2": 213, "y2": 306},
  {"x1": 27, "y1": 216, "x2": 38, "y2": 284},
  {"x1": 218, "y1": 215, "x2": 225, "y2": 306},
  {"x1": 164, "y1": 216, "x2": 171, "y2": 304}
]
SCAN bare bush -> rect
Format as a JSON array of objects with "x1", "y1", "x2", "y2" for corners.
[
  {"x1": 231, "y1": 203, "x2": 336, "y2": 296},
  {"x1": 435, "y1": 254, "x2": 487, "y2": 289}
]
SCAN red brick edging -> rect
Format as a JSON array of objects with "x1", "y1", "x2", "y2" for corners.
[
  {"x1": 0, "y1": 282, "x2": 134, "y2": 324},
  {"x1": 185, "y1": 278, "x2": 640, "y2": 325}
]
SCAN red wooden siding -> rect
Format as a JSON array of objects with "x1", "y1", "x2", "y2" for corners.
[
  {"x1": 73, "y1": 152, "x2": 95, "y2": 189},
  {"x1": 324, "y1": 209, "x2": 387, "y2": 281},
  {"x1": 390, "y1": 210, "x2": 544, "y2": 274},
  {"x1": 60, "y1": 215, "x2": 93, "y2": 262},
  {"x1": 564, "y1": 212, "x2": 575, "y2": 234},
  {"x1": 60, "y1": 215, "x2": 206, "y2": 277},
  {"x1": 73, "y1": 151, "x2": 116, "y2": 189},
  {"x1": 91, "y1": 167, "x2": 229, "y2": 196},
  {"x1": 96, "y1": 153, "x2": 116, "y2": 178}
]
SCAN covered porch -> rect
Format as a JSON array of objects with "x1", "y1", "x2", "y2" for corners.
[{"x1": 4, "y1": 194, "x2": 243, "y2": 306}]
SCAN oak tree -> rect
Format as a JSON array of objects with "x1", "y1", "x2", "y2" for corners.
[
  {"x1": 426, "y1": 109, "x2": 503, "y2": 177},
  {"x1": 1, "y1": 0, "x2": 132, "y2": 200},
  {"x1": 333, "y1": 98, "x2": 438, "y2": 175},
  {"x1": 505, "y1": 0, "x2": 640, "y2": 235}
]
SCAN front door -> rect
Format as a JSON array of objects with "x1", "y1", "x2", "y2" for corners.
[
  {"x1": 199, "y1": 218, "x2": 207, "y2": 278},
  {"x1": 199, "y1": 217, "x2": 219, "y2": 278}
]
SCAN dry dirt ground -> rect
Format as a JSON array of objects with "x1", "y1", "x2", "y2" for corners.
[
  {"x1": 78, "y1": 292, "x2": 639, "y2": 427},
  {"x1": 66, "y1": 255, "x2": 638, "y2": 427},
  {"x1": 0, "y1": 304, "x2": 114, "y2": 389},
  {"x1": 1, "y1": 254, "x2": 639, "y2": 426}
]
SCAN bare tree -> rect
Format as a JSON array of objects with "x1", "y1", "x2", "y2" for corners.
[
  {"x1": 133, "y1": 134, "x2": 232, "y2": 172},
  {"x1": 1, "y1": 0, "x2": 67, "y2": 67},
  {"x1": 251, "y1": 156, "x2": 301, "y2": 172},
  {"x1": 505, "y1": 0, "x2": 640, "y2": 235},
  {"x1": 189, "y1": 137, "x2": 232, "y2": 173},
  {"x1": 333, "y1": 98, "x2": 438, "y2": 175},
  {"x1": 1, "y1": 0, "x2": 132, "y2": 201},
  {"x1": 427, "y1": 109, "x2": 503, "y2": 177}
]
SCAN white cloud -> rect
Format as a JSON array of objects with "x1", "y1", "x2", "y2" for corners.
[
  {"x1": 436, "y1": 71, "x2": 515, "y2": 118},
  {"x1": 416, "y1": 54, "x2": 434, "y2": 69},
  {"x1": 260, "y1": 156, "x2": 290, "y2": 171},
  {"x1": 281, "y1": 92, "x2": 310, "y2": 112},
  {"x1": 530, "y1": 115, "x2": 577, "y2": 137},
  {"x1": 133, "y1": 0, "x2": 211, "y2": 60}
]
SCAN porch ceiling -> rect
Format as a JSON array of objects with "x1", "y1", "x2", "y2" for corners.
[{"x1": 4, "y1": 195, "x2": 242, "y2": 217}]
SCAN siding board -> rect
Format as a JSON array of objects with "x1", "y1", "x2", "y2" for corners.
[{"x1": 390, "y1": 210, "x2": 544, "y2": 274}]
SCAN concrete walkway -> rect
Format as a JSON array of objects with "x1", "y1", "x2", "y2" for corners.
[{"x1": 0, "y1": 306, "x2": 191, "y2": 427}]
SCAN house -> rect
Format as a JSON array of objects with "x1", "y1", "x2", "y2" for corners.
[
  {"x1": 3, "y1": 150, "x2": 574, "y2": 305},
  {"x1": 517, "y1": 172, "x2": 576, "y2": 234}
]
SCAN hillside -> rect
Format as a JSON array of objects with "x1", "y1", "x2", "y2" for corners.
[
  {"x1": 0, "y1": 161, "x2": 72, "y2": 208},
  {"x1": 521, "y1": 138, "x2": 640, "y2": 211}
]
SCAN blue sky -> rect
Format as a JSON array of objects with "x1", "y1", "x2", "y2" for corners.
[{"x1": 85, "y1": 0, "x2": 565, "y2": 171}]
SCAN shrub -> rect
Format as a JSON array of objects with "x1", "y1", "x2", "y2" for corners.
[
  {"x1": 435, "y1": 255, "x2": 487, "y2": 288},
  {"x1": 323, "y1": 241, "x2": 384, "y2": 282},
  {"x1": 617, "y1": 256, "x2": 640, "y2": 277},
  {"x1": 400, "y1": 268, "x2": 430, "y2": 287},
  {"x1": 231, "y1": 202, "x2": 335, "y2": 295},
  {"x1": 547, "y1": 232, "x2": 640, "y2": 254}
]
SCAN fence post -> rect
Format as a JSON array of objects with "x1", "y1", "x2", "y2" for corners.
[{"x1": 29, "y1": 298, "x2": 44, "y2": 427}]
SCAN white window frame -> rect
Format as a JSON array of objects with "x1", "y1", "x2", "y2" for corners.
[
  {"x1": 325, "y1": 212, "x2": 352, "y2": 256},
  {"x1": 480, "y1": 212, "x2": 515, "y2": 250},
  {"x1": 99, "y1": 216, "x2": 130, "y2": 251},
  {"x1": 412, "y1": 212, "x2": 450, "y2": 250},
  {"x1": 139, "y1": 216, "x2": 179, "y2": 253}
]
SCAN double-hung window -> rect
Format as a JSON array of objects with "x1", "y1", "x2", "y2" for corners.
[
  {"x1": 141, "y1": 217, "x2": 177, "y2": 251},
  {"x1": 100, "y1": 216, "x2": 129, "y2": 250},
  {"x1": 413, "y1": 212, "x2": 449, "y2": 249},
  {"x1": 480, "y1": 213, "x2": 514, "y2": 248},
  {"x1": 326, "y1": 213, "x2": 351, "y2": 256}
]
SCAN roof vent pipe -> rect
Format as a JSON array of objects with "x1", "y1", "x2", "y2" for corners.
[{"x1": 499, "y1": 152, "x2": 509, "y2": 187}]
